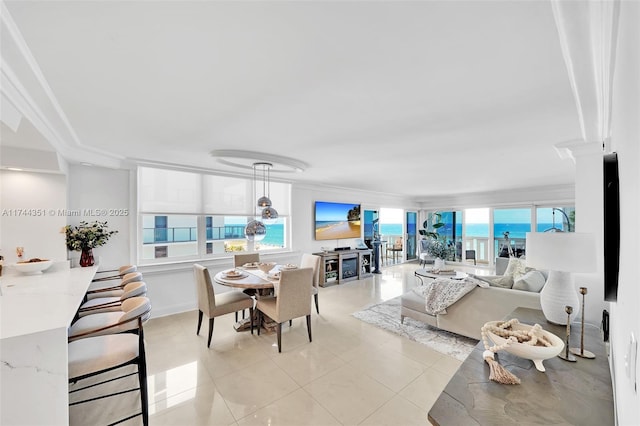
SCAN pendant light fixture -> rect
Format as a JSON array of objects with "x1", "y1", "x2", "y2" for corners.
[
  {"x1": 255, "y1": 162, "x2": 278, "y2": 220},
  {"x1": 244, "y1": 163, "x2": 268, "y2": 242}
]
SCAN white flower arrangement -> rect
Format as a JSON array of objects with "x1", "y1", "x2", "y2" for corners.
[{"x1": 425, "y1": 238, "x2": 454, "y2": 259}]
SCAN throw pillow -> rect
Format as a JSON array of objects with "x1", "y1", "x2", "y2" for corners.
[
  {"x1": 490, "y1": 274, "x2": 514, "y2": 289},
  {"x1": 513, "y1": 270, "x2": 546, "y2": 292},
  {"x1": 503, "y1": 257, "x2": 530, "y2": 281}
]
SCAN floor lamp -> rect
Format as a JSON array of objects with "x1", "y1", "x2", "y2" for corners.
[{"x1": 525, "y1": 232, "x2": 596, "y2": 325}]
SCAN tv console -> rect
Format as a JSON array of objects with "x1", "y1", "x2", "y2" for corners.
[{"x1": 314, "y1": 249, "x2": 372, "y2": 286}]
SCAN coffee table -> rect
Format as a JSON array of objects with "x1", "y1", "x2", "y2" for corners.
[{"x1": 414, "y1": 268, "x2": 467, "y2": 285}]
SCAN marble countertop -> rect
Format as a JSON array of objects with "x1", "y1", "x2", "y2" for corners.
[
  {"x1": 1, "y1": 264, "x2": 98, "y2": 339},
  {"x1": 428, "y1": 307, "x2": 614, "y2": 425}
]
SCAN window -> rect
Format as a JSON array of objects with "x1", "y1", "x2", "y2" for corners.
[
  {"x1": 493, "y1": 208, "x2": 531, "y2": 258},
  {"x1": 536, "y1": 207, "x2": 575, "y2": 232},
  {"x1": 138, "y1": 167, "x2": 290, "y2": 262},
  {"x1": 423, "y1": 204, "x2": 575, "y2": 266}
]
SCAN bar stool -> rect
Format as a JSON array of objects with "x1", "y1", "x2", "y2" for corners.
[
  {"x1": 69, "y1": 296, "x2": 152, "y2": 340},
  {"x1": 77, "y1": 282, "x2": 147, "y2": 318},
  {"x1": 92, "y1": 265, "x2": 137, "y2": 282},
  {"x1": 68, "y1": 297, "x2": 151, "y2": 425},
  {"x1": 86, "y1": 272, "x2": 143, "y2": 300}
]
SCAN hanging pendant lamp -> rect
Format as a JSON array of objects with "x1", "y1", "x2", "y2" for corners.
[
  {"x1": 244, "y1": 163, "x2": 278, "y2": 241},
  {"x1": 257, "y1": 162, "x2": 278, "y2": 220}
]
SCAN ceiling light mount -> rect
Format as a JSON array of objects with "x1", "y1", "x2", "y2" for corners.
[{"x1": 210, "y1": 150, "x2": 307, "y2": 173}]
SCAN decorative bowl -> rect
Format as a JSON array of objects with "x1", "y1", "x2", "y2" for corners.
[
  {"x1": 14, "y1": 259, "x2": 53, "y2": 275},
  {"x1": 257, "y1": 262, "x2": 276, "y2": 274},
  {"x1": 484, "y1": 320, "x2": 564, "y2": 372}
]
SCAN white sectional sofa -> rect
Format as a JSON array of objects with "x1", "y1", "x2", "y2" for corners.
[{"x1": 400, "y1": 258, "x2": 544, "y2": 340}]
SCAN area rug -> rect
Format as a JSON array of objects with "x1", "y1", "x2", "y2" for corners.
[{"x1": 352, "y1": 296, "x2": 478, "y2": 361}]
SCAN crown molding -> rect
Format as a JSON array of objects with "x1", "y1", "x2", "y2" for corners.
[{"x1": 0, "y1": 1, "x2": 123, "y2": 168}]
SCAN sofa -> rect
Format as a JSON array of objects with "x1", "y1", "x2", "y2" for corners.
[{"x1": 400, "y1": 257, "x2": 544, "y2": 340}]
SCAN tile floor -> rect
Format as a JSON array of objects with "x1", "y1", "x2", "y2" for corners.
[{"x1": 70, "y1": 262, "x2": 473, "y2": 425}]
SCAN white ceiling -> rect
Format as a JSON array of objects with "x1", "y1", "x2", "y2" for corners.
[{"x1": 1, "y1": 0, "x2": 581, "y2": 200}]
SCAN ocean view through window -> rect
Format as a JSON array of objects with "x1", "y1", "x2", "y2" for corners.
[{"x1": 138, "y1": 166, "x2": 290, "y2": 263}]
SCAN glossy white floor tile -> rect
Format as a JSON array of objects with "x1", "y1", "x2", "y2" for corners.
[{"x1": 70, "y1": 263, "x2": 466, "y2": 425}]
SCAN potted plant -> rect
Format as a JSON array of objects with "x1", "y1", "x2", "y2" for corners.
[
  {"x1": 424, "y1": 238, "x2": 454, "y2": 270},
  {"x1": 64, "y1": 221, "x2": 118, "y2": 267}
]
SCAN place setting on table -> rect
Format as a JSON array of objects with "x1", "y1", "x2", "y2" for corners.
[{"x1": 214, "y1": 261, "x2": 299, "y2": 332}]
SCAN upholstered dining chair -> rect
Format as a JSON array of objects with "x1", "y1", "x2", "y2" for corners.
[
  {"x1": 256, "y1": 267, "x2": 313, "y2": 353},
  {"x1": 69, "y1": 296, "x2": 152, "y2": 339},
  {"x1": 77, "y1": 281, "x2": 147, "y2": 318},
  {"x1": 68, "y1": 296, "x2": 151, "y2": 426},
  {"x1": 194, "y1": 264, "x2": 254, "y2": 348},
  {"x1": 233, "y1": 253, "x2": 260, "y2": 320},
  {"x1": 300, "y1": 253, "x2": 321, "y2": 314},
  {"x1": 234, "y1": 253, "x2": 260, "y2": 267}
]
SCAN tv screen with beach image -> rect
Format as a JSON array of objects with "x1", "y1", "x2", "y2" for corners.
[{"x1": 314, "y1": 201, "x2": 361, "y2": 240}]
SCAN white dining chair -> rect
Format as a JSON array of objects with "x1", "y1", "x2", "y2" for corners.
[
  {"x1": 257, "y1": 267, "x2": 313, "y2": 353},
  {"x1": 300, "y1": 253, "x2": 322, "y2": 314},
  {"x1": 194, "y1": 264, "x2": 254, "y2": 348},
  {"x1": 68, "y1": 296, "x2": 151, "y2": 425}
]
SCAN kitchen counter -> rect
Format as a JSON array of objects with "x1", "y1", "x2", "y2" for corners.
[{"x1": 1, "y1": 263, "x2": 98, "y2": 425}]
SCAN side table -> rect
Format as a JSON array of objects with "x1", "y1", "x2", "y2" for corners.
[{"x1": 428, "y1": 307, "x2": 613, "y2": 425}]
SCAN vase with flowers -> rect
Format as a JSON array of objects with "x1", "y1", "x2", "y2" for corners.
[
  {"x1": 64, "y1": 221, "x2": 118, "y2": 267},
  {"x1": 425, "y1": 238, "x2": 454, "y2": 270}
]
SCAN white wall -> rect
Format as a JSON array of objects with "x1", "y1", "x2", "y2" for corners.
[
  {"x1": 608, "y1": 2, "x2": 640, "y2": 424},
  {"x1": 291, "y1": 183, "x2": 417, "y2": 255},
  {"x1": 574, "y1": 146, "x2": 607, "y2": 327},
  {"x1": 67, "y1": 165, "x2": 131, "y2": 269},
  {"x1": 0, "y1": 170, "x2": 67, "y2": 263}
]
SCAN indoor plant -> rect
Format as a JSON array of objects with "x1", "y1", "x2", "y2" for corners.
[
  {"x1": 425, "y1": 238, "x2": 454, "y2": 269},
  {"x1": 64, "y1": 221, "x2": 118, "y2": 267}
]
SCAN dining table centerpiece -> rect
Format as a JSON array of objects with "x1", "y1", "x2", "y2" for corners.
[{"x1": 64, "y1": 221, "x2": 118, "y2": 267}]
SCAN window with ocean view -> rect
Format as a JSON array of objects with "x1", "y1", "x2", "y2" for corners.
[
  {"x1": 138, "y1": 166, "x2": 290, "y2": 262},
  {"x1": 536, "y1": 207, "x2": 575, "y2": 233},
  {"x1": 423, "y1": 205, "x2": 575, "y2": 266},
  {"x1": 494, "y1": 208, "x2": 531, "y2": 257}
]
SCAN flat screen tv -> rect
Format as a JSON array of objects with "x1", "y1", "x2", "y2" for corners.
[
  {"x1": 314, "y1": 201, "x2": 361, "y2": 241},
  {"x1": 603, "y1": 152, "x2": 619, "y2": 301}
]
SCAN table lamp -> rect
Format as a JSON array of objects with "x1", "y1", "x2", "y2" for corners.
[{"x1": 525, "y1": 232, "x2": 596, "y2": 324}]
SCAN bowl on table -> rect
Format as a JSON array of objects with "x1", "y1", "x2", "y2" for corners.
[
  {"x1": 222, "y1": 269, "x2": 246, "y2": 279},
  {"x1": 14, "y1": 259, "x2": 53, "y2": 275},
  {"x1": 484, "y1": 320, "x2": 564, "y2": 372},
  {"x1": 257, "y1": 262, "x2": 277, "y2": 274},
  {"x1": 280, "y1": 264, "x2": 297, "y2": 270}
]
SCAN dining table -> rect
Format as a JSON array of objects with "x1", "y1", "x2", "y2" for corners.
[{"x1": 213, "y1": 264, "x2": 295, "y2": 331}]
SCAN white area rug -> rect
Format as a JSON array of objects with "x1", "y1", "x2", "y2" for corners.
[{"x1": 352, "y1": 296, "x2": 478, "y2": 361}]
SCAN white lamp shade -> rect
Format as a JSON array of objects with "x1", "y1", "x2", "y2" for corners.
[
  {"x1": 525, "y1": 232, "x2": 596, "y2": 273},
  {"x1": 526, "y1": 232, "x2": 596, "y2": 324}
]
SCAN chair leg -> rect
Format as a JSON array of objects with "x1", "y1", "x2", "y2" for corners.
[
  {"x1": 138, "y1": 338, "x2": 149, "y2": 425},
  {"x1": 249, "y1": 307, "x2": 254, "y2": 335},
  {"x1": 207, "y1": 318, "x2": 214, "y2": 348},
  {"x1": 306, "y1": 315, "x2": 312, "y2": 343},
  {"x1": 257, "y1": 311, "x2": 262, "y2": 336},
  {"x1": 235, "y1": 311, "x2": 238, "y2": 322},
  {"x1": 243, "y1": 309, "x2": 246, "y2": 319},
  {"x1": 289, "y1": 319, "x2": 292, "y2": 326},
  {"x1": 276, "y1": 323, "x2": 282, "y2": 353},
  {"x1": 197, "y1": 310, "x2": 203, "y2": 335},
  {"x1": 314, "y1": 294, "x2": 319, "y2": 314}
]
